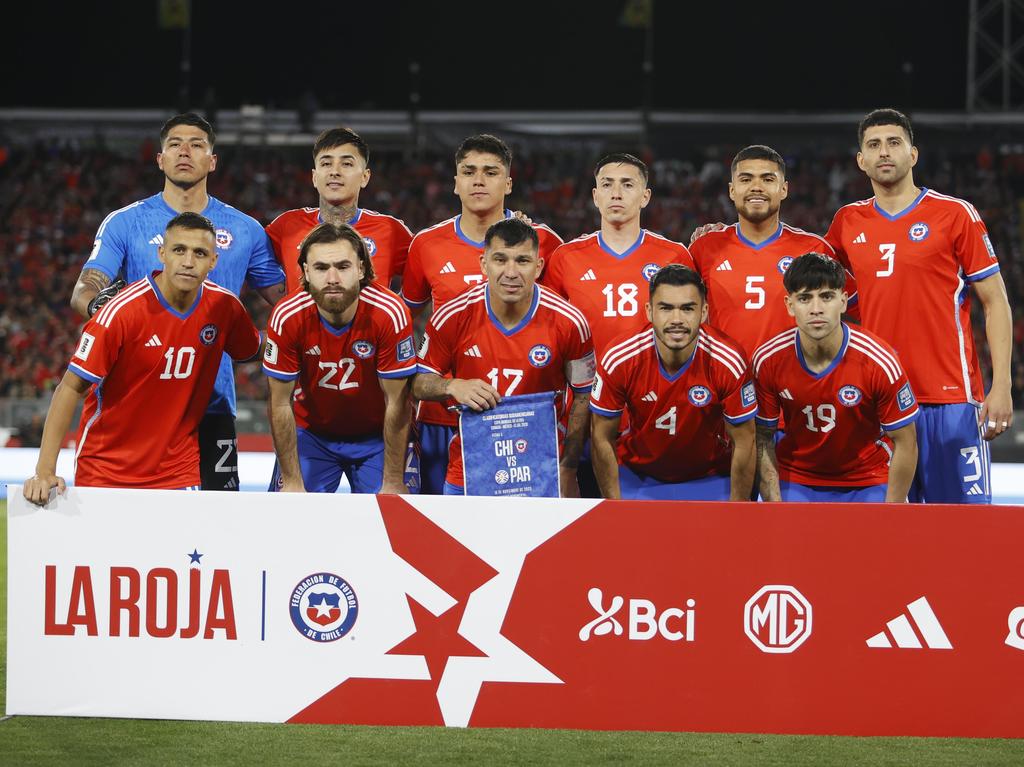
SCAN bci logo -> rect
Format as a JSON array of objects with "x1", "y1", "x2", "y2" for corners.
[{"x1": 578, "y1": 587, "x2": 696, "y2": 642}]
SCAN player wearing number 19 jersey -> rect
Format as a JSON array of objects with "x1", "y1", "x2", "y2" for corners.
[{"x1": 825, "y1": 109, "x2": 1012, "y2": 503}]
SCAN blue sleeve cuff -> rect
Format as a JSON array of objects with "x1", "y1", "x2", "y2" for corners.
[
  {"x1": 882, "y1": 409, "x2": 919, "y2": 431},
  {"x1": 589, "y1": 402, "x2": 623, "y2": 417},
  {"x1": 263, "y1": 366, "x2": 299, "y2": 381},
  {"x1": 68, "y1": 363, "x2": 102, "y2": 384},
  {"x1": 965, "y1": 264, "x2": 1000, "y2": 283}
]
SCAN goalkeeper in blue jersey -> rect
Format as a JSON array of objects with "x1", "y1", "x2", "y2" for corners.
[{"x1": 70, "y1": 112, "x2": 286, "y2": 491}]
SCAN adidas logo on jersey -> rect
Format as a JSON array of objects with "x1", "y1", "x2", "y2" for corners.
[
  {"x1": 463, "y1": 345, "x2": 482, "y2": 357},
  {"x1": 641, "y1": 391, "x2": 658, "y2": 402},
  {"x1": 580, "y1": 269, "x2": 597, "y2": 281},
  {"x1": 148, "y1": 234, "x2": 164, "y2": 246},
  {"x1": 779, "y1": 388, "x2": 794, "y2": 400},
  {"x1": 716, "y1": 260, "x2": 733, "y2": 271},
  {"x1": 439, "y1": 261, "x2": 457, "y2": 274},
  {"x1": 305, "y1": 345, "x2": 321, "y2": 356},
  {"x1": 865, "y1": 596, "x2": 952, "y2": 650},
  {"x1": 853, "y1": 232, "x2": 867, "y2": 244},
  {"x1": 967, "y1": 483, "x2": 985, "y2": 496},
  {"x1": 144, "y1": 334, "x2": 162, "y2": 347}
]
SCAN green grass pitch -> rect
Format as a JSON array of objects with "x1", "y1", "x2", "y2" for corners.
[{"x1": 1, "y1": 497, "x2": 1022, "y2": 765}]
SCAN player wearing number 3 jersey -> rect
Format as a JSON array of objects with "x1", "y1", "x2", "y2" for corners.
[{"x1": 23, "y1": 213, "x2": 260, "y2": 504}]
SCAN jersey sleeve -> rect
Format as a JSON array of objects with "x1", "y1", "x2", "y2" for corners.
[
  {"x1": 589, "y1": 356, "x2": 626, "y2": 417},
  {"x1": 262, "y1": 309, "x2": 301, "y2": 381},
  {"x1": 67, "y1": 315, "x2": 124, "y2": 383},
  {"x1": 561, "y1": 322, "x2": 596, "y2": 394},
  {"x1": 874, "y1": 359, "x2": 920, "y2": 432},
  {"x1": 753, "y1": 360, "x2": 781, "y2": 428},
  {"x1": 389, "y1": 218, "x2": 414, "y2": 280},
  {"x1": 539, "y1": 245, "x2": 567, "y2": 296},
  {"x1": 244, "y1": 221, "x2": 287, "y2": 289},
  {"x1": 265, "y1": 215, "x2": 287, "y2": 268},
  {"x1": 824, "y1": 213, "x2": 850, "y2": 269},
  {"x1": 721, "y1": 363, "x2": 758, "y2": 425},
  {"x1": 671, "y1": 242, "x2": 697, "y2": 270},
  {"x1": 417, "y1": 315, "x2": 455, "y2": 377},
  {"x1": 225, "y1": 298, "x2": 262, "y2": 362},
  {"x1": 85, "y1": 209, "x2": 132, "y2": 279},
  {"x1": 376, "y1": 303, "x2": 418, "y2": 379},
  {"x1": 401, "y1": 236, "x2": 432, "y2": 308},
  {"x1": 954, "y1": 207, "x2": 1001, "y2": 283}
]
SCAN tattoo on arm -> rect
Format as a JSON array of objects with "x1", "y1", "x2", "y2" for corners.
[{"x1": 72, "y1": 269, "x2": 112, "y2": 317}]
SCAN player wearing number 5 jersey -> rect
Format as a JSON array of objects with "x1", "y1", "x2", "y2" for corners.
[
  {"x1": 263, "y1": 223, "x2": 416, "y2": 494},
  {"x1": 590, "y1": 265, "x2": 758, "y2": 501},
  {"x1": 825, "y1": 109, "x2": 1012, "y2": 503},
  {"x1": 753, "y1": 254, "x2": 919, "y2": 503},
  {"x1": 414, "y1": 219, "x2": 595, "y2": 497},
  {"x1": 23, "y1": 213, "x2": 261, "y2": 504}
]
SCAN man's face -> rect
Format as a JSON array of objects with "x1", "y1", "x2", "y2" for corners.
[
  {"x1": 303, "y1": 239, "x2": 365, "y2": 315},
  {"x1": 157, "y1": 125, "x2": 217, "y2": 189},
  {"x1": 646, "y1": 282, "x2": 707, "y2": 352},
  {"x1": 481, "y1": 236, "x2": 542, "y2": 306},
  {"x1": 728, "y1": 158, "x2": 788, "y2": 224},
  {"x1": 592, "y1": 162, "x2": 651, "y2": 226},
  {"x1": 312, "y1": 143, "x2": 370, "y2": 207},
  {"x1": 857, "y1": 124, "x2": 918, "y2": 187},
  {"x1": 158, "y1": 226, "x2": 218, "y2": 292},
  {"x1": 785, "y1": 285, "x2": 848, "y2": 341},
  {"x1": 454, "y1": 150, "x2": 512, "y2": 215}
]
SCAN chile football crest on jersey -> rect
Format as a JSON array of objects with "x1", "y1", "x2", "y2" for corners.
[
  {"x1": 199, "y1": 324, "x2": 218, "y2": 345},
  {"x1": 641, "y1": 263, "x2": 660, "y2": 281},
  {"x1": 908, "y1": 222, "x2": 930, "y2": 242},
  {"x1": 215, "y1": 228, "x2": 234, "y2": 250},
  {"x1": 288, "y1": 572, "x2": 359, "y2": 642},
  {"x1": 688, "y1": 385, "x2": 712, "y2": 407},
  {"x1": 777, "y1": 256, "x2": 793, "y2": 274},
  {"x1": 529, "y1": 344, "x2": 552, "y2": 368},
  {"x1": 352, "y1": 340, "x2": 375, "y2": 359},
  {"x1": 363, "y1": 237, "x2": 377, "y2": 257},
  {"x1": 837, "y1": 385, "x2": 863, "y2": 407}
]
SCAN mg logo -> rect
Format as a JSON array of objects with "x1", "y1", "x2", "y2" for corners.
[
  {"x1": 1007, "y1": 606, "x2": 1024, "y2": 651},
  {"x1": 744, "y1": 584, "x2": 812, "y2": 654},
  {"x1": 579, "y1": 587, "x2": 695, "y2": 642}
]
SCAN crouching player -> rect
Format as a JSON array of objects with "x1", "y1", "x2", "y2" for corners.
[
  {"x1": 263, "y1": 223, "x2": 416, "y2": 493},
  {"x1": 23, "y1": 213, "x2": 261, "y2": 503},
  {"x1": 590, "y1": 264, "x2": 758, "y2": 501},
  {"x1": 752, "y1": 253, "x2": 918, "y2": 502}
]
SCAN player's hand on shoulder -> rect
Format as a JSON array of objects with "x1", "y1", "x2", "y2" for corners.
[
  {"x1": 87, "y1": 277, "x2": 127, "y2": 317},
  {"x1": 512, "y1": 210, "x2": 534, "y2": 225},
  {"x1": 23, "y1": 473, "x2": 66, "y2": 506},
  {"x1": 688, "y1": 222, "x2": 727, "y2": 245},
  {"x1": 448, "y1": 378, "x2": 501, "y2": 411}
]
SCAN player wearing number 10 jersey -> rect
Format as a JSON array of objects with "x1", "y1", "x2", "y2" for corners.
[
  {"x1": 825, "y1": 109, "x2": 1012, "y2": 503},
  {"x1": 753, "y1": 254, "x2": 918, "y2": 503}
]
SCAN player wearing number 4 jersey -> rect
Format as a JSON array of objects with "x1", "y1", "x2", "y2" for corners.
[
  {"x1": 753, "y1": 253, "x2": 918, "y2": 503},
  {"x1": 413, "y1": 219, "x2": 595, "y2": 497},
  {"x1": 825, "y1": 109, "x2": 1012, "y2": 503},
  {"x1": 590, "y1": 265, "x2": 757, "y2": 501},
  {"x1": 23, "y1": 213, "x2": 261, "y2": 505},
  {"x1": 263, "y1": 224, "x2": 415, "y2": 494}
]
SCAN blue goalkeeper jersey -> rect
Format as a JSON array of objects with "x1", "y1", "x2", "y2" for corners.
[{"x1": 85, "y1": 193, "x2": 284, "y2": 416}]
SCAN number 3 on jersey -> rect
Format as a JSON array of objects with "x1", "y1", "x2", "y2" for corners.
[{"x1": 877, "y1": 243, "x2": 896, "y2": 277}]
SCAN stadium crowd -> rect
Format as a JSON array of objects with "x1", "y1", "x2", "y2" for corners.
[{"x1": 1, "y1": 137, "x2": 1022, "y2": 405}]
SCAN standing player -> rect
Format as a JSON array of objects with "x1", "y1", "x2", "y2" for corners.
[
  {"x1": 689, "y1": 145, "x2": 853, "y2": 358},
  {"x1": 69, "y1": 112, "x2": 285, "y2": 491},
  {"x1": 826, "y1": 108, "x2": 1013, "y2": 503},
  {"x1": 590, "y1": 265, "x2": 757, "y2": 501},
  {"x1": 402, "y1": 134, "x2": 563, "y2": 494},
  {"x1": 266, "y1": 127, "x2": 413, "y2": 292},
  {"x1": 263, "y1": 223, "x2": 416, "y2": 494},
  {"x1": 24, "y1": 213, "x2": 261, "y2": 503},
  {"x1": 753, "y1": 253, "x2": 919, "y2": 503},
  {"x1": 413, "y1": 219, "x2": 594, "y2": 496}
]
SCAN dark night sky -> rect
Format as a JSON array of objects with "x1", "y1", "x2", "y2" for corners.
[{"x1": 4, "y1": 1, "x2": 968, "y2": 112}]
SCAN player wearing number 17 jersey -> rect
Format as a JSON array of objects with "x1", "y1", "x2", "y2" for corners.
[
  {"x1": 753, "y1": 253, "x2": 919, "y2": 503},
  {"x1": 23, "y1": 213, "x2": 261, "y2": 505},
  {"x1": 590, "y1": 265, "x2": 757, "y2": 501},
  {"x1": 825, "y1": 109, "x2": 1012, "y2": 503}
]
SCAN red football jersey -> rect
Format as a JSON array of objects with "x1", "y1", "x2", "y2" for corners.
[
  {"x1": 417, "y1": 283, "x2": 595, "y2": 487},
  {"x1": 67, "y1": 275, "x2": 260, "y2": 489},
  {"x1": 590, "y1": 325, "x2": 757, "y2": 483},
  {"x1": 402, "y1": 213, "x2": 563, "y2": 427},
  {"x1": 690, "y1": 223, "x2": 857, "y2": 358},
  {"x1": 542, "y1": 229, "x2": 695, "y2": 358},
  {"x1": 266, "y1": 207, "x2": 413, "y2": 293},
  {"x1": 825, "y1": 188, "x2": 999, "y2": 404},
  {"x1": 752, "y1": 324, "x2": 920, "y2": 487},
  {"x1": 263, "y1": 284, "x2": 416, "y2": 438}
]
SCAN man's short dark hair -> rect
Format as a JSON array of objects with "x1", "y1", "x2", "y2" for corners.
[
  {"x1": 594, "y1": 153, "x2": 649, "y2": 185},
  {"x1": 648, "y1": 263, "x2": 706, "y2": 300},
  {"x1": 160, "y1": 112, "x2": 216, "y2": 147},
  {"x1": 313, "y1": 127, "x2": 370, "y2": 165},
  {"x1": 731, "y1": 144, "x2": 786, "y2": 177},
  {"x1": 455, "y1": 134, "x2": 512, "y2": 170},
  {"x1": 297, "y1": 223, "x2": 375, "y2": 289},
  {"x1": 165, "y1": 211, "x2": 216, "y2": 239},
  {"x1": 858, "y1": 108, "x2": 914, "y2": 147},
  {"x1": 484, "y1": 218, "x2": 538, "y2": 252},
  {"x1": 783, "y1": 253, "x2": 847, "y2": 294}
]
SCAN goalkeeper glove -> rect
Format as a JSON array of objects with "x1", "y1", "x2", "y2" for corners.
[{"x1": 87, "y1": 278, "x2": 127, "y2": 317}]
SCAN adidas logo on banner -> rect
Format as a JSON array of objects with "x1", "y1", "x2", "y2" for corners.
[
  {"x1": 463, "y1": 345, "x2": 482, "y2": 357},
  {"x1": 439, "y1": 261, "x2": 457, "y2": 274},
  {"x1": 865, "y1": 596, "x2": 952, "y2": 650},
  {"x1": 144, "y1": 334, "x2": 162, "y2": 347},
  {"x1": 779, "y1": 388, "x2": 793, "y2": 400},
  {"x1": 716, "y1": 260, "x2": 733, "y2": 271},
  {"x1": 853, "y1": 232, "x2": 867, "y2": 244},
  {"x1": 967, "y1": 483, "x2": 984, "y2": 496},
  {"x1": 305, "y1": 345, "x2": 321, "y2": 356},
  {"x1": 148, "y1": 234, "x2": 164, "y2": 246},
  {"x1": 580, "y1": 269, "x2": 597, "y2": 281},
  {"x1": 641, "y1": 391, "x2": 658, "y2": 402}
]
